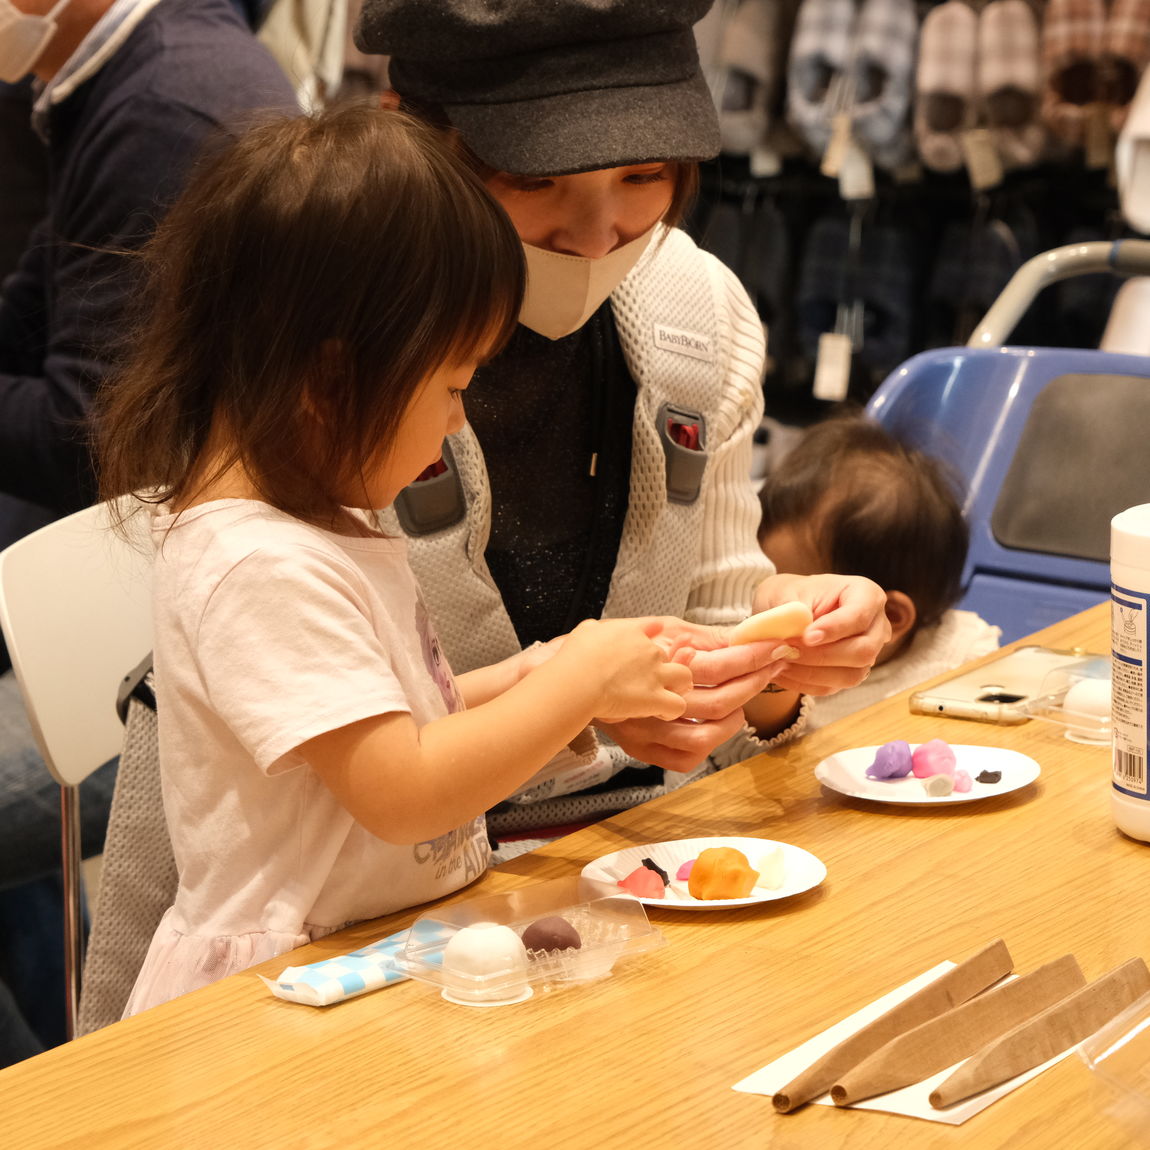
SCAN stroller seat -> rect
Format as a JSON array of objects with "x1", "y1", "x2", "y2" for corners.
[{"x1": 866, "y1": 240, "x2": 1150, "y2": 643}]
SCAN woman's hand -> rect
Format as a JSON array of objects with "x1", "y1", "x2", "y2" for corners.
[
  {"x1": 593, "y1": 618, "x2": 791, "y2": 771},
  {"x1": 749, "y1": 573, "x2": 891, "y2": 695}
]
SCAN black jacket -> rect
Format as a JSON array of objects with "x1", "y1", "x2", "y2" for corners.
[{"x1": 0, "y1": 0, "x2": 295, "y2": 513}]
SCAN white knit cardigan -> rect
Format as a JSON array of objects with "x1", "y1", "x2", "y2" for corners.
[{"x1": 381, "y1": 227, "x2": 805, "y2": 822}]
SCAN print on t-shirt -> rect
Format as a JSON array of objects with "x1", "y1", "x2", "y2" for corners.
[
  {"x1": 415, "y1": 593, "x2": 462, "y2": 714},
  {"x1": 414, "y1": 816, "x2": 489, "y2": 884}
]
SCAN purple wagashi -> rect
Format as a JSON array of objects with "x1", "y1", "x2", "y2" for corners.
[{"x1": 865, "y1": 739, "x2": 914, "y2": 779}]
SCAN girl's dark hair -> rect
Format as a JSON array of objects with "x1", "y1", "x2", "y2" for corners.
[
  {"x1": 758, "y1": 416, "x2": 969, "y2": 631},
  {"x1": 96, "y1": 103, "x2": 525, "y2": 528},
  {"x1": 399, "y1": 96, "x2": 700, "y2": 228}
]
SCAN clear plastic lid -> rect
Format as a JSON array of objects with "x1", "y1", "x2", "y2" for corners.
[
  {"x1": 393, "y1": 875, "x2": 664, "y2": 1007},
  {"x1": 1078, "y1": 990, "x2": 1150, "y2": 1138},
  {"x1": 1021, "y1": 656, "x2": 1112, "y2": 745}
]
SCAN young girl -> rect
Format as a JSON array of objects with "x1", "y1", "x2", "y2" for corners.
[{"x1": 96, "y1": 105, "x2": 711, "y2": 1014}]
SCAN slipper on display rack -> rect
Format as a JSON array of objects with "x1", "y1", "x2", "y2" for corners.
[
  {"x1": 796, "y1": 215, "x2": 851, "y2": 361},
  {"x1": 1102, "y1": 0, "x2": 1150, "y2": 132},
  {"x1": 854, "y1": 223, "x2": 914, "y2": 377},
  {"x1": 716, "y1": 0, "x2": 784, "y2": 156},
  {"x1": 699, "y1": 198, "x2": 746, "y2": 280},
  {"x1": 849, "y1": 0, "x2": 920, "y2": 171},
  {"x1": 742, "y1": 196, "x2": 792, "y2": 359},
  {"x1": 1042, "y1": 0, "x2": 1106, "y2": 146},
  {"x1": 979, "y1": 0, "x2": 1046, "y2": 169},
  {"x1": 787, "y1": 0, "x2": 855, "y2": 161},
  {"x1": 914, "y1": 0, "x2": 979, "y2": 172},
  {"x1": 926, "y1": 216, "x2": 1033, "y2": 346}
]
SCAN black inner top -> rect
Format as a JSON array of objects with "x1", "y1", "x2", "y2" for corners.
[{"x1": 465, "y1": 304, "x2": 636, "y2": 645}]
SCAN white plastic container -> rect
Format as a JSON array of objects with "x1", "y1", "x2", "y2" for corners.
[{"x1": 1110, "y1": 505, "x2": 1150, "y2": 841}]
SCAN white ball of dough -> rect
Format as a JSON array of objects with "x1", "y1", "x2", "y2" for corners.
[
  {"x1": 1062, "y1": 677, "x2": 1111, "y2": 743},
  {"x1": 441, "y1": 922, "x2": 529, "y2": 1004}
]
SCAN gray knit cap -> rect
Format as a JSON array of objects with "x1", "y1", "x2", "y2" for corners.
[{"x1": 354, "y1": 0, "x2": 720, "y2": 176}]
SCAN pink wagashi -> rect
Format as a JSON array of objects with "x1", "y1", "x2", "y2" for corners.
[
  {"x1": 618, "y1": 866, "x2": 666, "y2": 899},
  {"x1": 912, "y1": 739, "x2": 957, "y2": 778},
  {"x1": 953, "y1": 768, "x2": 973, "y2": 793}
]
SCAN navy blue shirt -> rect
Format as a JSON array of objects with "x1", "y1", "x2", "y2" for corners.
[{"x1": 0, "y1": 0, "x2": 296, "y2": 513}]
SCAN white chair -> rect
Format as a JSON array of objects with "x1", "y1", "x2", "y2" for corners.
[{"x1": 0, "y1": 499, "x2": 153, "y2": 1038}]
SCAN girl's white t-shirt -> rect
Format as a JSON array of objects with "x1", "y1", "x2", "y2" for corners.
[{"x1": 125, "y1": 500, "x2": 489, "y2": 1015}]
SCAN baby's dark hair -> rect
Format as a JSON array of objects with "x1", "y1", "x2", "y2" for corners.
[
  {"x1": 97, "y1": 103, "x2": 524, "y2": 528},
  {"x1": 758, "y1": 416, "x2": 969, "y2": 630}
]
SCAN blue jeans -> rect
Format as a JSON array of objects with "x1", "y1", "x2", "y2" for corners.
[
  {"x1": 0, "y1": 972, "x2": 41, "y2": 1069},
  {"x1": 0, "y1": 672, "x2": 118, "y2": 1053},
  {"x1": 0, "y1": 672, "x2": 118, "y2": 887}
]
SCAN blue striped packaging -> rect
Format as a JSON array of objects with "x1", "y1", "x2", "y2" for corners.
[{"x1": 260, "y1": 922, "x2": 453, "y2": 1006}]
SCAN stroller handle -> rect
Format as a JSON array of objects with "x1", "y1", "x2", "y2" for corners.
[{"x1": 968, "y1": 239, "x2": 1150, "y2": 349}]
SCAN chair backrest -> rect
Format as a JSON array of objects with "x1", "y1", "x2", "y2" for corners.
[
  {"x1": 867, "y1": 345, "x2": 1150, "y2": 643},
  {"x1": 0, "y1": 500, "x2": 153, "y2": 787}
]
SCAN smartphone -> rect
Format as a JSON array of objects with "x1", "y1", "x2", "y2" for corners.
[{"x1": 908, "y1": 645, "x2": 1104, "y2": 725}]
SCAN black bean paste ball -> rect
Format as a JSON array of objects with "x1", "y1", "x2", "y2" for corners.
[{"x1": 522, "y1": 915, "x2": 582, "y2": 954}]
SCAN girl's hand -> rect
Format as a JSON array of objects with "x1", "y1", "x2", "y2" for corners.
[
  {"x1": 750, "y1": 573, "x2": 890, "y2": 696},
  {"x1": 590, "y1": 618, "x2": 792, "y2": 769},
  {"x1": 557, "y1": 618, "x2": 693, "y2": 723}
]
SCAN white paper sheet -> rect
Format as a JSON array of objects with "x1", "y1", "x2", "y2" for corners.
[{"x1": 733, "y1": 961, "x2": 1073, "y2": 1125}]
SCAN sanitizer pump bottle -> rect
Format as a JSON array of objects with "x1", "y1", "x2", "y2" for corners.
[{"x1": 1111, "y1": 504, "x2": 1150, "y2": 841}]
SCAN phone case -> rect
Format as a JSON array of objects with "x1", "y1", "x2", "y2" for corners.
[{"x1": 908, "y1": 646, "x2": 1102, "y2": 725}]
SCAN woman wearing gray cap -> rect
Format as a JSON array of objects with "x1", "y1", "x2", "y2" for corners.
[{"x1": 355, "y1": 0, "x2": 890, "y2": 840}]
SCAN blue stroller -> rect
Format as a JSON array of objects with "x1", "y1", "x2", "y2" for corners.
[{"x1": 865, "y1": 239, "x2": 1150, "y2": 644}]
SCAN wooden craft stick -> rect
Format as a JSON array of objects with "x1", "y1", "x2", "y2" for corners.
[
  {"x1": 929, "y1": 957, "x2": 1150, "y2": 1109},
  {"x1": 831, "y1": 953, "x2": 1086, "y2": 1106},
  {"x1": 772, "y1": 939, "x2": 1012, "y2": 1113}
]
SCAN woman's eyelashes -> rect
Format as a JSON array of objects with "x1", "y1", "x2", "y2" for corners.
[
  {"x1": 499, "y1": 175, "x2": 552, "y2": 193},
  {"x1": 623, "y1": 166, "x2": 669, "y2": 185},
  {"x1": 498, "y1": 166, "x2": 669, "y2": 194}
]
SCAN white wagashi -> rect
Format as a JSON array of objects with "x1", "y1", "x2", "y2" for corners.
[{"x1": 729, "y1": 601, "x2": 814, "y2": 645}]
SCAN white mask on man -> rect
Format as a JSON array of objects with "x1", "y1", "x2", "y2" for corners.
[
  {"x1": 0, "y1": 0, "x2": 70, "y2": 84},
  {"x1": 518, "y1": 224, "x2": 657, "y2": 340}
]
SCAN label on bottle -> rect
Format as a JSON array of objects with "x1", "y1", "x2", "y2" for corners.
[{"x1": 1112, "y1": 583, "x2": 1148, "y2": 797}]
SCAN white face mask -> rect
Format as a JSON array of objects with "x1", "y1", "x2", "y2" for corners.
[
  {"x1": 0, "y1": 0, "x2": 70, "y2": 84},
  {"x1": 518, "y1": 225, "x2": 657, "y2": 340}
]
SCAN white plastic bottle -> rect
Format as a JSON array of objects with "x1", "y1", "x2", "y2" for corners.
[{"x1": 1111, "y1": 504, "x2": 1150, "y2": 841}]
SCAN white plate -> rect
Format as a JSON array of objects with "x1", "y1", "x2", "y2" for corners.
[
  {"x1": 580, "y1": 836, "x2": 826, "y2": 910},
  {"x1": 814, "y1": 744, "x2": 1041, "y2": 806}
]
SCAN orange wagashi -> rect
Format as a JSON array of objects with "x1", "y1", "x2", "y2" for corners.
[{"x1": 687, "y1": 846, "x2": 759, "y2": 900}]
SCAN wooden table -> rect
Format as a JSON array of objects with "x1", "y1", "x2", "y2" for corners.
[{"x1": 5, "y1": 603, "x2": 1145, "y2": 1149}]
